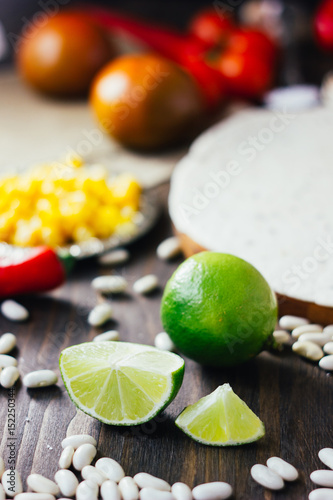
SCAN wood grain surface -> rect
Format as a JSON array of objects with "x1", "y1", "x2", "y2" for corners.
[{"x1": 0, "y1": 184, "x2": 331, "y2": 500}]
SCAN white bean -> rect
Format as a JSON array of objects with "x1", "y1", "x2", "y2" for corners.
[
  {"x1": 101, "y1": 480, "x2": 121, "y2": 500},
  {"x1": 134, "y1": 473, "x2": 170, "y2": 491},
  {"x1": 98, "y1": 249, "x2": 130, "y2": 267},
  {"x1": 23, "y1": 370, "x2": 58, "y2": 388},
  {"x1": 192, "y1": 482, "x2": 233, "y2": 500},
  {"x1": 139, "y1": 489, "x2": 174, "y2": 500},
  {"x1": 58, "y1": 446, "x2": 74, "y2": 469},
  {"x1": 88, "y1": 303, "x2": 113, "y2": 326},
  {"x1": 319, "y1": 355, "x2": 333, "y2": 371},
  {"x1": 92, "y1": 276, "x2": 128, "y2": 294},
  {"x1": 266, "y1": 457, "x2": 298, "y2": 481},
  {"x1": 156, "y1": 237, "x2": 181, "y2": 260},
  {"x1": 0, "y1": 333, "x2": 16, "y2": 354},
  {"x1": 27, "y1": 474, "x2": 59, "y2": 495},
  {"x1": 324, "y1": 342, "x2": 333, "y2": 355},
  {"x1": 154, "y1": 332, "x2": 176, "y2": 352},
  {"x1": 76, "y1": 479, "x2": 98, "y2": 500},
  {"x1": 93, "y1": 330, "x2": 120, "y2": 342},
  {"x1": 0, "y1": 457, "x2": 4, "y2": 479},
  {"x1": 273, "y1": 330, "x2": 290, "y2": 344},
  {"x1": 15, "y1": 494, "x2": 56, "y2": 500},
  {"x1": 319, "y1": 448, "x2": 333, "y2": 470},
  {"x1": 119, "y1": 476, "x2": 139, "y2": 500},
  {"x1": 1, "y1": 300, "x2": 29, "y2": 322},
  {"x1": 279, "y1": 315, "x2": 309, "y2": 330},
  {"x1": 133, "y1": 275, "x2": 159, "y2": 295},
  {"x1": 324, "y1": 325, "x2": 333, "y2": 335},
  {"x1": 61, "y1": 435, "x2": 97, "y2": 449},
  {"x1": 2, "y1": 469, "x2": 23, "y2": 496},
  {"x1": 0, "y1": 354, "x2": 17, "y2": 368},
  {"x1": 292, "y1": 324, "x2": 323, "y2": 338},
  {"x1": 310, "y1": 470, "x2": 333, "y2": 487},
  {"x1": 55, "y1": 469, "x2": 79, "y2": 497},
  {"x1": 0, "y1": 484, "x2": 4, "y2": 500},
  {"x1": 292, "y1": 341, "x2": 324, "y2": 361},
  {"x1": 309, "y1": 488, "x2": 333, "y2": 499},
  {"x1": 0, "y1": 366, "x2": 19, "y2": 388},
  {"x1": 96, "y1": 458, "x2": 125, "y2": 483},
  {"x1": 250, "y1": 464, "x2": 284, "y2": 490},
  {"x1": 172, "y1": 482, "x2": 192, "y2": 500},
  {"x1": 298, "y1": 333, "x2": 332, "y2": 346},
  {"x1": 82, "y1": 466, "x2": 107, "y2": 486},
  {"x1": 73, "y1": 443, "x2": 97, "y2": 471}
]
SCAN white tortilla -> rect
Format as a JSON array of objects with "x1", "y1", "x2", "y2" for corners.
[{"x1": 169, "y1": 107, "x2": 333, "y2": 307}]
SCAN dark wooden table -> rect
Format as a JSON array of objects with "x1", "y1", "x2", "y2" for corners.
[{"x1": 0, "y1": 184, "x2": 331, "y2": 500}]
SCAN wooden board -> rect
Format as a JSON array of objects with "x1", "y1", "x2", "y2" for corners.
[{"x1": 0, "y1": 184, "x2": 331, "y2": 500}]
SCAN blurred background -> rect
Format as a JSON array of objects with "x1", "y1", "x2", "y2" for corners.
[
  {"x1": 0, "y1": 0, "x2": 328, "y2": 84},
  {"x1": 0, "y1": 0, "x2": 319, "y2": 40},
  {"x1": 0, "y1": 0, "x2": 332, "y2": 287}
]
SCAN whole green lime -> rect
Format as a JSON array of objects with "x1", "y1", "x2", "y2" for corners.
[{"x1": 161, "y1": 252, "x2": 277, "y2": 367}]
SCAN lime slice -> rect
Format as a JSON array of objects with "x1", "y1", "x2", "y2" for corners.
[
  {"x1": 60, "y1": 341, "x2": 185, "y2": 425},
  {"x1": 175, "y1": 383, "x2": 265, "y2": 446}
]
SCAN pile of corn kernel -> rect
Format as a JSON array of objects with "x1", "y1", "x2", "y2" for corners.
[{"x1": 0, "y1": 157, "x2": 142, "y2": 247}]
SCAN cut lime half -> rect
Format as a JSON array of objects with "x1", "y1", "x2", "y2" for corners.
[
  {"x1": 175, "y1": 383, "x2": 265, "y2": 446},
  {"x1": 60, "y1": 341, "x2": 185, "y2": 425}
]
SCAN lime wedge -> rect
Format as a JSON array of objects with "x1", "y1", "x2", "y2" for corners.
[
  {"x1": 175, "y1": 383, "x2": 265, "y2": 446},
  {"x1": 60, "y1": 341, "x2": 185, "y2": 425}
]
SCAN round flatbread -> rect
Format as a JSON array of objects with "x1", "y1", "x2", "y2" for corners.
[{"x1": 169, "y1": 107, "x2": 333, "y2": 307}]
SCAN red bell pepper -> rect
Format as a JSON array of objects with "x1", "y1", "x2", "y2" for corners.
[
  {"x1": 0, "y1": 245, "x2": 70, "y2": 297},
  {"x1": 79, "y1": 6, "x2": 226, "y2": 109}
]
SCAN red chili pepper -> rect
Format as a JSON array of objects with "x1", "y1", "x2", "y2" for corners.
[
  {"x1": 79, "y1": 6, "x2": 226, "y2": 109},
  {"x1": 0, "y1": 245, "x2": 70, "y2": 297},
  {"x1": 314, "y1": 0, "x2": 333, "y2": 51}
]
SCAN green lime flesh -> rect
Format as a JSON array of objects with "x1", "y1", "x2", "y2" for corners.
[{"x1": 60, "y1": 341, "x2": 185, "y2": 425}]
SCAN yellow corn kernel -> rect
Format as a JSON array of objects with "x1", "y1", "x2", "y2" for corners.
[
  {"x1": 0, "y1": 160, "x2": 141, "y2": 247},
  {"x1": 40, "y1": 179, "x2": 56, "y2": 195},
  {"x1": 0, "y1": 210, "x2": 17, "y2": 240},
  {"x1": 1, "y1": 177, "x2": 19, "y2": 196},
  {"x1": 36, "y1": 198, "x2": 53, "y2": 213},
  {"x1": 40, "y1": 225, "x2": 66, "y2": 247},
  {"x1": 11, "y1": 216, "x2": 42, "y2": 247},
  {"x1": 80, "y1": 178, "x2": 110, "y2": 202},
  {"x1": 64, "y1": 154, "x2": 83, "y2": 169},
  {"x1": 110, "y1": 174, "x2": 141, "y2": 209},
  {"x1": 91, "y1": 206, "x2": 121, "y2": 239},
  {"x1": 53, "y1": 176, "x2": 76, "y2": 192}
]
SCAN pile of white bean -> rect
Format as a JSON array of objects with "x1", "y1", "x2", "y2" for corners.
[
  {"x1": 89, "y1": 238, "x2": 182, "y2": 327},
  {"x1": 89, "y1": 272, "x2": 160, "y2": 327},
  {"x1": 0, "y1": 433, "x2": 233, "y2": 500},
  {"x1": 309, "y1": 447, "x2": 333, "y2": 499},
  {"x1": 0, "y1": 332, "x2": 58, "y2": 390},
  {"x1": 251, "y1": 456, "x2": 298, "y2": 491},
  {"x1": 0, "y1": 238, "x2": 180, "y2": 328},
  {"x1": 250, "y1": 449, "x2": 333, "y2": 499},
  {"x1": 274, "y1": 315, "x2": 333, "y2": 371}
]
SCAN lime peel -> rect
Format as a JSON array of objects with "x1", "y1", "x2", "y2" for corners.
[
  {"x1": 60, "y1": 341, "x2": 185, "y2": 426},
  {"x1": 175, "y1": 383, "x2": 265, "y2": 446},
  {"x1": 161, "y1": 252, "x2": 278, "y2": 367}
]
